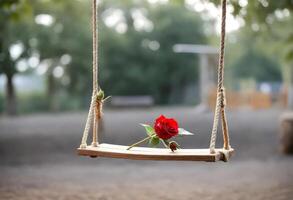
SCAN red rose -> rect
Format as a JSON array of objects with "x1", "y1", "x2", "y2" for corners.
[{"x1": 154, "y1": 115, "x2": 179, "y2": 140}]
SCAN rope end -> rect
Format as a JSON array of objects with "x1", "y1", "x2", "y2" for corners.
[
  {"x1": 210, "y1": 148, "x2": 216, "y2": 154},
  {"x1": 220, "y1": 148, "x2": 231, "y2": 162},
  {"x1": 91, "y1": 142, "x2": 98, "y2": 147},
  {"x1": 80, "y1": 144, "x2": 87, "y2": 149}
]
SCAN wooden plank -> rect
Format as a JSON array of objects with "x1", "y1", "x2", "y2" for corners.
[{"x1": 77, "y1": 143, "x2": 234, "y2": 162}]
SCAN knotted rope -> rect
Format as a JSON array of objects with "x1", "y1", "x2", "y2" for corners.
[
  {"x1": 80, "y1": 0, "x2": 102, "y2": 148},
  {"x1": 209, "y1": 0, "x2": 231, "y2": 153}
]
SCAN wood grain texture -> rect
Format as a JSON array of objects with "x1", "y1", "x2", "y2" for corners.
[{"x1": 77, "y1": 143, "x2": 234, "y2": 162}]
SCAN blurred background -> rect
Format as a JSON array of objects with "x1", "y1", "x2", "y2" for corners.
[{"x1": 0, "y1": 0, "x2": 293, "y2": 199}]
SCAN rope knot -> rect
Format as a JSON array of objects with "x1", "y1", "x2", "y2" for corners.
[
  {"x1": 96, "y1": 89, "x2": 105, "y2": 102},
  {"x1": 219, "y1": 87, "x2": 226, "y2": 108},
  {"x1": 94, "y1": 89, "x2": 104, "y2": 120},
  {"x1": 94, "y1": 89, "x2": 110, "y2": 120}
]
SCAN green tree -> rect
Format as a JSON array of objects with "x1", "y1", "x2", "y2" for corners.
[
  {"x1": 30, "y1": 0, "x2": 92, "y2": 110},
  {"x1": 0, "y1": 0, "x2": 209, "y2": 114},
  {"x1": 227, "y1": 0, "x2": 293, "y2": 108},
  {"x1": 0, "y1": 0, "x2": 32, "y2": 115},
  {"x1": 231, "y1": 49, "x2": 282, "y2": 82},
  {"x1": 99, "y1": 2, "x2": 206, "y2": 104}
]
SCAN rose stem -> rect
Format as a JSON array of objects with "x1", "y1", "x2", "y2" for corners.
[
  {"x1": 127, "y1": 136, "x2": 151, "y2": 150},
  {"x1": 161, "y1": 139, "x2": 169, "y2": 148}
]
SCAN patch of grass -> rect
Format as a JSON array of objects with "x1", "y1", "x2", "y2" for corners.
[{"x1": 17, "y1": 92, "x2": 49, "y2": 114}]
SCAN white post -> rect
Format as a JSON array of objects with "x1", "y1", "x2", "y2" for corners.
[
  {"x1": 199, "y1": 54, "x2": 210, "y2": 105},
  {"x1": 173, "y1": 44, "x2": 218, "y2": 111}
]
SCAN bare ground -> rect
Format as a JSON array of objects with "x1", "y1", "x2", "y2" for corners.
[{"x1": 0, "y1": 107, "x2": 292, "y2": 200}]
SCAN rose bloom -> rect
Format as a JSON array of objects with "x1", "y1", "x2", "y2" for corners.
[{"x1": 154, "y1": 115, "x2": 179, "y2": 140}]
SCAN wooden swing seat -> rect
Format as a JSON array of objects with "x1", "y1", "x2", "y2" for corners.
[
  {"x1": 77, "y1": 0, "x2": 234, "y2": 163},
  {"x1": 77, "y1": 143, "x2": 234, "y2": 162}
]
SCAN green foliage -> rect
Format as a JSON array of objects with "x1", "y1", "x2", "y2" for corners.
[
  {"x1": 0, "y1": 0, "x2": 31, "y2": 75},
  {"x1": 227, "y1": 0, "x2": 292, "y2": 25},
  {"x1": 140, "y1": 124, "x2": 155, "y2": 137},
  {"x1": 99, "y1": 3, "x2": 205, "y2": 104},
  {"x1": 149, "y1": 136, "x2": 160, "y2": 146},
  {"x1": 231, "y1": 49, "x2": 282, "y2": 82},
  {"x1": 11, "y1": 92, "x2": 81, "y2": 114},
  {"x1": 17, "y1": 92, "x2": 48, "y2": 114},
  {"x1": 226, "y1": 0, "x2": 292, "y2": 63},
  {"x1": 0, "y1": 0, "x2": 290, "y2": 113}
]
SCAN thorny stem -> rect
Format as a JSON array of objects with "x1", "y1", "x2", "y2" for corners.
[
  {"x1": 127, "y1": 135, "x2": 179, "y2": 151},
  {"x1": 161, "y1": 139, "x2": 169, "y2": 148},
  {"x1": 127, "y1": 136, "x2": 151, "y2": 150}
]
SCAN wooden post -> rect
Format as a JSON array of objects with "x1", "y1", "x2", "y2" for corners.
[
  {"x1": 280, "y1": 113, "x2": 293, "y2": 154},
  {"x1": 288, "y1": 64, "x2": 293, "y2": 109},
  {"x1": 199, "y1": 54, "x2": 210, "y2": 106}
]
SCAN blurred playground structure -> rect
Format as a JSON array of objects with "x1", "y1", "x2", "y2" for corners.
[
  {"x1": 208, "y1": 87, "x2": 286, "y2": 110},
  {"x1": 173, "y1": 44, "x2": 287, "y2": 110}
]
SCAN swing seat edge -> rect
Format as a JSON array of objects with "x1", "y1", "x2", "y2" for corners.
[{"x1": 77, "y1": 143, "x2": 234, "y2": 162}]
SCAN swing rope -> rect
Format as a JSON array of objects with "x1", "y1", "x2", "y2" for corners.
[
  {"x1": 209, "y1": 0, "x2": 231, "y2": 153},
  {"x1": 80, "y1": 0, "x2": 231, "y2": 154},
  {"x1": 80, "y1": 0, "x2": 100, "y2": 148}
]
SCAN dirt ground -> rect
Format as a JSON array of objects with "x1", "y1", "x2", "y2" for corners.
[{"x1": 0, "y1": 107, "x2": 293, "y2": 200}]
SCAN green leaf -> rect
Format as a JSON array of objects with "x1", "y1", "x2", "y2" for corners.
[
  {"x1": 178, "y1": 128, "x2": 194, "y2": 136},
  {"x1": 140, "y1": 124, "x2": 155, "y2": 137},
  {"x1": 149, "y1": 136, "x2": 160, "y2": 146}
]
